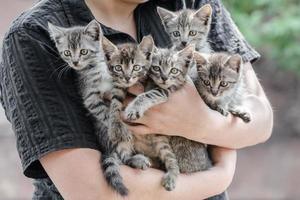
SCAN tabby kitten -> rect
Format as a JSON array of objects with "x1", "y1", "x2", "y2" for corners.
[
  {"x1": 124, "y1": 46, "x2": 228, "y2": 199},
  {"x1": 194, "y1": 52, "x2": 251, "y2": 122},
  {"x1": 48, "y1": 20, "x2": 112, "y2": 129},
  {"x1": 101, "y1": 35, "x2": 154, "y2": 196},
  {"x1": 124, "y1": 45, "x2": 195, "y2": 191},
  {"x1": 157, "y1": 4, "x2": 212, "y2": 52}
]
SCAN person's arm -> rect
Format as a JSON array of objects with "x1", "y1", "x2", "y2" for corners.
[
  {"x1": 126, "y1": 0, "x2": 273, "y2": 149},
  {"x1": 40, "y1": 147, "x2": 236, "y2": 200},
  {"x1": 126, "y1": 61, "x2": 273, "y2": 149}
]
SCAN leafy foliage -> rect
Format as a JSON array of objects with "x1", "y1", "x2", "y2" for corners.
[{"x1": 224, "y1": 0, "x2": 300, "y2": 73}]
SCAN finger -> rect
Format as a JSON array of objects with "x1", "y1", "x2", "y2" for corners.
[
  {"x1": 127, "y1": 124, "x2": 151, "y2": 135},
  {"x1": 128, "y1": 83, "x2": 144, "y2": 96}
]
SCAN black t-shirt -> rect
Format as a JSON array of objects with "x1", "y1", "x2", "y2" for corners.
[{"x1": 0, "y1": 0, "x2": 260, "y2": 179}]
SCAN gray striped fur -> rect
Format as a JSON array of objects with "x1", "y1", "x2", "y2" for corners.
[
  {"x1": 48, "y1": 20, "x2": 130, "y2": 195},
  {"x1": 157, "y1": 4, "x2": 212, "y2": 52},
  {"x1": 194, "y1": 52, "x2": 250, "y2": 123},
  {"x1": 124, "y1": 45, "x2": 195, "y2": 191},
  {"x1": 48, "y1": 20, "x2": 112, "y2": 127},
  {"x1": 101, "y1": 35, "x2": 154, "y2": 196}
]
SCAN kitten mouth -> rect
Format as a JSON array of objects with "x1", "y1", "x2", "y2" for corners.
[{"x1": 71, "y1": 65, "x2": 83, "y2": 70}]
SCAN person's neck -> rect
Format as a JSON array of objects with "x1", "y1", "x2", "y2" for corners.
[{"x1": 85, "y1": 0, "x2": 138, "y2": 40}]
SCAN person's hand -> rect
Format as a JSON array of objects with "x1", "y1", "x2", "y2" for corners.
[{"x1": 124, "y1": 81, "x2": 213, "y2": 140}]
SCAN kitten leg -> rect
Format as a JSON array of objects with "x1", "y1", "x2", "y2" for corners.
[
  {"x1": 209, "y1": 103, "x2": 229, "y2": 117},
  {"x1": 154, "y1": 136, "x2": 180, "y2": 191},
  {"x1": 127, "y1": 154, "x2": 151, "y2": 170},
  {"x1": 109, "y1": 87, "x2": 132, "y2": 142},
  {"x1": 124, "y1": 88, "x2": 169, "y2": 121},
  {"x1": 229, "y1": 106, "x2": 251, "y2": 123},
  {"x1": 83, "y1": 91, "x2": 110, "y2": 126},
  {"x1": 115, "y1": 140, "x2": 151, "y2": 170}
]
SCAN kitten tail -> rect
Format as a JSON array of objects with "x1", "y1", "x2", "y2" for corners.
[{"x1": 101, "y1": 154, "x2": 129, "y2": 196}]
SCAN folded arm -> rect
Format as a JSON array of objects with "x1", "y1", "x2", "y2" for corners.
[{"x1": 40, "y1": 147, "x2": 236, "y2": 200}]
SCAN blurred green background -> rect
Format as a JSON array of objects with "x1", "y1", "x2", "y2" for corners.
[
  {"x1": 225, "y1": 0, "x2": 300, "y2": 73},
  {"x1": 0, "y1": 0, "x2": 300, "y2": 199}
]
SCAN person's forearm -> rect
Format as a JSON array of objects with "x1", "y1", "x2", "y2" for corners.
[
  {"x1": 191, "y1": 62, "x2": 273, "y2": 149},
  {"x1": 40, "y1": 149, "x2": 121, "y2": 200},
  {"x1": 41, "y1": 148, "x2": 235, "y2": 200},
  {"x1": 197, "y1": 95, "x2": 273, "y2": 149}
]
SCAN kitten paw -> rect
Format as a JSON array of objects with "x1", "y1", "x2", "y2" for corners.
[
  {"x1": 109, "y1": 121, "x2": 132, "y2": 142},
  {"x1": 162, "y1": 173, "x2": 177, "y2": 191},
  {"x1": 124, "y1": 106, "x2": 144, "y2": 121},
  {"x1": 216, "y1": 107, "x2": 229, "y2": 116},
  {"x1": 230, "y1": 110, "x2": 251, "y2": 123},
  {"x1": 239, "y1": 112, "x2": 251, "y2": 123},
  {"x1": 127, "y1": 154, "x2": 151, "y2": 170}
]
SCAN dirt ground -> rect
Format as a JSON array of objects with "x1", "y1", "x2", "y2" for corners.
[{"x1": 1, "y1": 0, "x2": 299, "y2": 199}]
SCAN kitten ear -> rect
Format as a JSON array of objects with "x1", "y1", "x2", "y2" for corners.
[
  {"x1": 138, "y1": 35, "x2": 154, "y2": 60},
  {"x1": 194, "y1": 52, "x2": 207, "y2": 68},
  {"x1": 157, "y1": 7, "x2": 177, "y2": 23},
  {"x1": 177, "y1": 45, "x2": 194, "y2": 69},
  {"x1": 102, "y1": 36, "x2": 118, "y2": 61},
  {"x1": 194, "y1": 4, "x2": 212, "y2": 25},
  {"x1": 178, "y1": 45, "x2": 194, "y2": 65},
  {"x1": 48, "y1": 22, "x2": 66, "y2": 43},
  {"x1": 84, "y1": 19, "x2": 102, "y2": 41},
  {"x1": 225, "y1": 54, "x2": 243, "y2": 73}
]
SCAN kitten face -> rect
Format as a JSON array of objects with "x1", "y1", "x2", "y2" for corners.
[
  {"x1": 157, "y1": 4, "x2": 212, "y2": 50},
  {"x1": 150, "y1": 45, "x2": 194, "y2": 90},
  {"x1": 102, "y1": 35, "x2": 154, "y2": 88},
  {"x1": 48, "y1": 20, "x2": 102, "y2": 70},
  {"x1": 194, "y1": 52, "x2": 242, "y2": 98}
]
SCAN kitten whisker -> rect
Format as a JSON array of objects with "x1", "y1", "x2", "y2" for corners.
[
  {"x1": 50, "y1": 63, "x2": 69, "y2": 79},
  {"x1": 58, "y1": 66, "x2": 72, "y2": 80}
]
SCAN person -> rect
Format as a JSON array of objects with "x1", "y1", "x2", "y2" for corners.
[{"x1": 0, "y1": 0, "x2": 273, "y2": 199}]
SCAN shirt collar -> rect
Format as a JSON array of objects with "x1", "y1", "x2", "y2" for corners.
[{"x1": 60, "y1": 0, "x2": 125, "y2": 36}]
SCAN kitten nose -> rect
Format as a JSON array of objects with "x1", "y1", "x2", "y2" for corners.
[
  {"x1": 161, "y1": 75, "x2": 168, "y2": 82},
  {"x1": 181, "y1": 41, "x2": 187, "y2": 46},
  {"x1": 73, "y1": 61, "x2": 79, "y2": 66},
  {"x1": 125, "y1": 77, "x2": 130, "y2": 82},
  {"x1": 211, "y1": 89, "x2": 218, "y2": 96}
]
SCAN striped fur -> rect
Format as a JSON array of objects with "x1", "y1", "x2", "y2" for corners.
[
  {"x1": 194, "y1": 52, "x2": 251, "y2": 122},
  {"x1": 101, "y1": 35, "x2": 154, "y2": 196},
  {"x1": 124, "y1": 45, "x2": 194, "y2": 191},
  {"x1": 48, "y1": 20, "x2": 133, "y2": 195},
  {"x1": 157, "y1": 4, "x2": 212, "y2": 52},
  {"x1": 48, "y1": 20, "x2": 112, "y2": 127}
]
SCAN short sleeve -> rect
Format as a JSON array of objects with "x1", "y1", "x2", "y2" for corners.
[
  {"x1": 196, "y1": 0, "x2": 261, "y2": 63},
  {"x1": 0, "y1": 28, "x2": 99, "y2": 178}
]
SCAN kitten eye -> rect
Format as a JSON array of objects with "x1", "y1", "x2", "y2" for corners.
[
  {"x1": 189, "y1": 30, "x2": 197, "y2": 36},
  {"x1": 203, "y1": 80, "x2": 210, "y2": 86},
  {"x1": 114, "y1": 65, "x2": 122, "y2": 72},
  {"x1": 133, "y1": 65, "x2": 141, "y2": 71},
  {"x1": 80, "y1": 49, "x2": 89, "y2": 55},
  {"x1": 172, "y1": 31, "x2": 180, "y2": 37},
  {"x1": 152, "y1": 66, "x2": 161, "y2": 72},
  {"x1": 170, "y1": 68, "x2": 179, "y2": 75},
  {"x1": 64, "y1": 50, "x2": 71, "y2": 57},
  {"x1": 220, "y1": 81, "x2": 229, "y2": 87}
]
